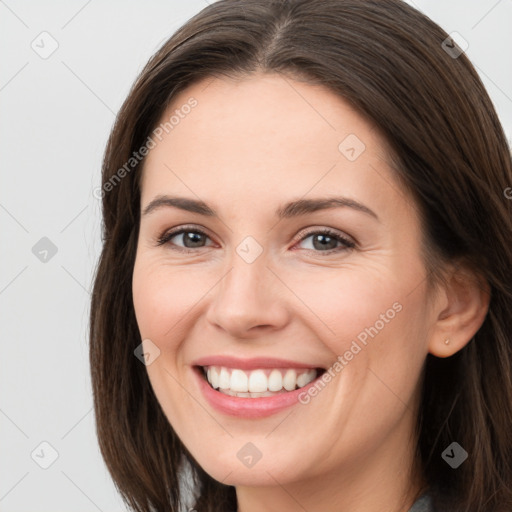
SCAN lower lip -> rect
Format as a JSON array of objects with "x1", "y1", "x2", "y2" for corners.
[{"x1": 193, "y1": 366, "x2": 323, "y2": 418}]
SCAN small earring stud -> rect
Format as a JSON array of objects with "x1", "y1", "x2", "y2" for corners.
[{"x1": 444, "y1": 338, "x2": 451, "y2": 345}]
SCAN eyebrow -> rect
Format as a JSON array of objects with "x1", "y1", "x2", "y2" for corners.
[{"x1": 142, "y1": 195, "x2": 379, "y2": 221}]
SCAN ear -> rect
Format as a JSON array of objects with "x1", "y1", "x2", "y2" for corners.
[{"x1": 428, "y1": 264, "x2": 491, "y2": 358}]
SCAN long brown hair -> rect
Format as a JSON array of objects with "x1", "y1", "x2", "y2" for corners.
[{"x1": 89, "y1": 1, "x2": 512, "y2": 510}]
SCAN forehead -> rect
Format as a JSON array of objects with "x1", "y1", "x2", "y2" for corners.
[
  {"x1": 148, "y1": 72, "x2": 383, "y2": 160},
  {"x1": 139, "y1": 73, "x2": 406, "y2": 221}
]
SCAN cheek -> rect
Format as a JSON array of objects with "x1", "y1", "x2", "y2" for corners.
[
  {"x1": 286, "y1": 260, "x2": 429, "y2": 380},
  {"x1": 132, "y1": 258, "x2": 203, "y2": 434},
  {"x1": 285, "y1": 266, "x2": 404, "y2": 346},
  {"x1": 132, "y1": 258, "x2": 206, "y2": 343}
]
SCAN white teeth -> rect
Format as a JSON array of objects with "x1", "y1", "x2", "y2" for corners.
[
  {"x1": 218, "y1": 367, "x2": 230, "y2": 389},
  {"x1": 203, "y1": 365, "x2": 318, "y2": 395},
  {"x1": 248, "y1": 369, "x2": 268, "y2": 392},
  {"x1": 268, "y1": 369, "x2": 283, "y2": 391},
  {"x1": 209, "y1": 366, "x2": 219, "y2": 389},
  {"x1": 297, "y1": 369, "x2": 317, "y2": 388},
  {"x1": 283, "y1": 369, "x2": 297, "y2": 391},
  {"x1": 230, "y1": 369, "x2": 249, "y2": 392}
]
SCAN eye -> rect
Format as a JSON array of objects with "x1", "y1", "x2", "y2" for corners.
[
  {"x1": 295, "y1": 228, "x2": 355, "y2": 253},
  {"x1": 156, "y1": 226, "x2": 214, "y2": 251},
  {"x1": 156, "y1": 226, "x2": 356, "y2": 254}
]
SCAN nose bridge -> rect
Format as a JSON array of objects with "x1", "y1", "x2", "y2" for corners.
[
  {"x1": 221, "y1": 233, "x2": 271, "y2": 299},
  {"x1": 206, "y1": 241, "x2": 289, "y2": 336},
  {"x1": 224, "y1": 255, "x2": 264, "y2": 303}
]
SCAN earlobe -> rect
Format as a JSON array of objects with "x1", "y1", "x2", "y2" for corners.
[
  {"x1": 427, "y1": 265, "x2": 491, "y2": 358},
  {"x1": 430, "y1": 336, "x2": 459, "y2": 359}
]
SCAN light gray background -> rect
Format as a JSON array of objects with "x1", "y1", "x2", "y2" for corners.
[{"x1": 1, "y1": 1, "x2": 511, "y2": 511}]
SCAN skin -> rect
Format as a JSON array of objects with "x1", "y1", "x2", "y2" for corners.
[{"x1": 132, "y1": 72, "x2": 489, "y2": 512}]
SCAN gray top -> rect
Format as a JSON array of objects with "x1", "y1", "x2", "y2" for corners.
[
  {"x1": 408, "y1": 493, "x2": 434, "y2": 512},
  {"x1": 226, "y1": 492, "x2": 435, "y2": 512}
]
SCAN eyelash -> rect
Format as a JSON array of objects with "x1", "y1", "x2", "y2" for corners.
[{"x1": 155, "y1": 225, "x2": 356, "y2": 255}]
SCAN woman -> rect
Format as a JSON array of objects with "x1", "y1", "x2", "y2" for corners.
[{"x1": 89, "y1": 1, "x2": 512, "y2": 511}]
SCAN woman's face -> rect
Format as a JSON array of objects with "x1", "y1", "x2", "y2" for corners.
[{"x1": 132, "y1": 73, "x2": 439, "y2": 489}]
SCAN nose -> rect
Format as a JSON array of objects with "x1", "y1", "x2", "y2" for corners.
[{"x1": 205, "y1": 251, "x2": 290, "y2": 339}]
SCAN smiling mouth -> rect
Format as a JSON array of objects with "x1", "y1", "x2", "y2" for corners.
[{"x1": 197, "y1": 365, "x2": 326, "y2": 398}]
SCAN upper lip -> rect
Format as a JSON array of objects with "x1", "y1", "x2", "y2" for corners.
[{"x1": 192, "y1": 355, "x2": 325, "y2": 371}]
